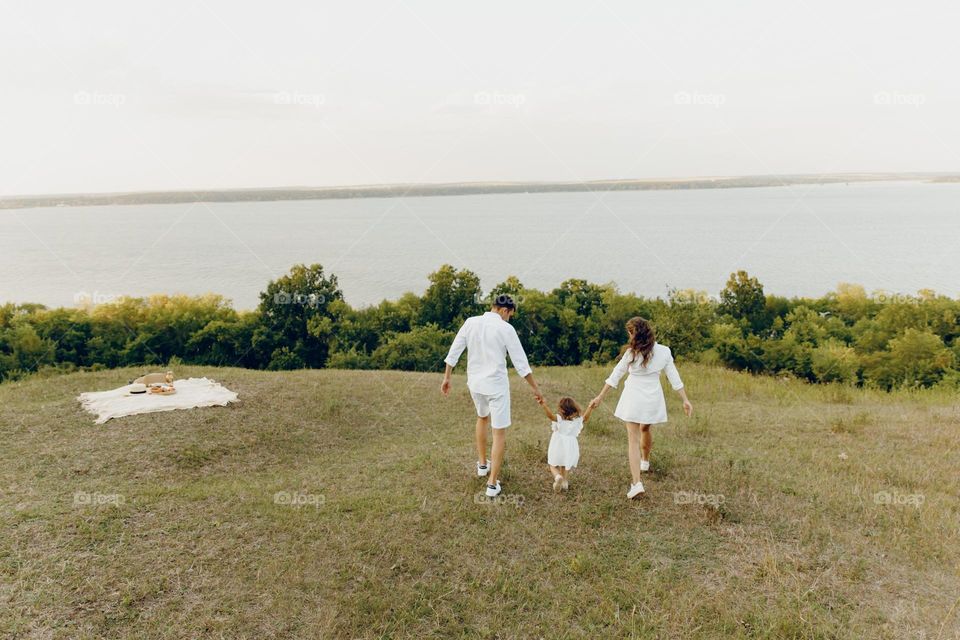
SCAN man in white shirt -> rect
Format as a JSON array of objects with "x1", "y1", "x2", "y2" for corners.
[{"x1": 441, "y1": 295, "x2": 543, "y2": 497}]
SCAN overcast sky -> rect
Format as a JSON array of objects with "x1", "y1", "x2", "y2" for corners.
[{"x1": 2, "y1": 1, "x2": 958, "y2": 196}]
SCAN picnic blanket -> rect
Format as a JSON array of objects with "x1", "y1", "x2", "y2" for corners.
[{"x1": 77, "y1": 377, "x2": 238, "y2": 424}]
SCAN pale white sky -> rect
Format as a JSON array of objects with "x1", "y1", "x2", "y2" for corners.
[{"x1": 1, "y1": 1, "x2": 958, "y2": 196}]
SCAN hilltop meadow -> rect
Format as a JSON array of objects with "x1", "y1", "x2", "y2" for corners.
[
  {"x1": 2, "y1": 264, "x2": 959, "y2": 637},
  {"x1": 1, "y1": 362, "x2": 958, "y2": 638}
]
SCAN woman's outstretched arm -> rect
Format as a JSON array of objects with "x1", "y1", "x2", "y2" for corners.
[
  {"x1": 591, "y1": 350, "x2": 630, "y2": 408},
  {"x1": 589, "y1": 383, "x2": 613, "y2": 409},
  {"x1": 582, "y1": 401, "x2": 598, "y2": 424}
]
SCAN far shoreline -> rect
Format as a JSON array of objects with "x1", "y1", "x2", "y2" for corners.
[{"x1": 2, "y1": 172, "x2": 955, "y2": 211}]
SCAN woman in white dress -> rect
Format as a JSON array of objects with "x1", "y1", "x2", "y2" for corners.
[{"x1": 591, "y1": 317, "x2": 693, "y2": 499}]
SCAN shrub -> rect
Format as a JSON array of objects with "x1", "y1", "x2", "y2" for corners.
[
  {"x1": 327, "y1": 348, "x2": 375, "y2": 370},
  {"x1": 371, "y1": 325, "x2": 455, "y2": 372},
  {"x1": 811, "y1": 340, "x2": 859, "y2": 384}
]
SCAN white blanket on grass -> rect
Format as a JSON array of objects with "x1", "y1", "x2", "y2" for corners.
[{"x1": 77, "y1": 377, "x2": 238, "y2": 424}]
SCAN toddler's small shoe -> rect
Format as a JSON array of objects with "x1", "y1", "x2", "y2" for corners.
[{"x1": 553, "y1": 475, "x2": 564, "y2": 492}]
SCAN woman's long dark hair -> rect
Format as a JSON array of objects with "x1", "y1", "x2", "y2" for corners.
[{"x1": 624, "y1": 316, "x2": 656, "y2": 367}]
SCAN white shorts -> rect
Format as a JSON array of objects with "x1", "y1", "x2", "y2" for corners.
[{"x1": 470, "y1": 390, "x2": 511, "y2": 429}]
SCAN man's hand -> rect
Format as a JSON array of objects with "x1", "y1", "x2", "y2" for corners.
[
  {"x1": 533, "y1": 388, "x2": 544, "y2": 404},
  {"x1": 440, "y1": 378, "x2": 451, "y2": 396}
]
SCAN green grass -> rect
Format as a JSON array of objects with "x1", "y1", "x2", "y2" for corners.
[{"x1": 1, "y1": 363, "x2": 958, "y2": 639}]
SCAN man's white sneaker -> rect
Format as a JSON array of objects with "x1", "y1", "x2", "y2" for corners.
[
  {"x1": 640, "y1": 459, "x2": 650, "y2": 472},
  {"x1": 627, "y1": 482, "x2": 646, "y2": 499},
  {"x1": 552, "y1": 475, "x2": 564, "y2": 492},
  {"x1": 477, "y1": 461, "x2": 490, "y2": 477},
  {"x1": 485, "y1": 481, "x2": 502, "y2": 497}
]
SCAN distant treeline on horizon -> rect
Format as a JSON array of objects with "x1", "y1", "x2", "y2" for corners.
[
  {"x1": 2, "y1": 172, "x2": 954, "y2": 210},
  {"x1": 1, "y1": 264, "x2": 957, "y2": 390}
]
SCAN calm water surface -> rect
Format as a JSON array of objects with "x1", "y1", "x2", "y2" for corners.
[{"x1": 1, "y1": 181, "x2": 958, "y2": 309}]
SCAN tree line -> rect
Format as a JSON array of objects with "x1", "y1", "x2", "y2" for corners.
[{"x1": 1, "y1": 264, "x2": 957, "y2": 390}]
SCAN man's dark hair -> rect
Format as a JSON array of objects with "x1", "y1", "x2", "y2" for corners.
[{"x1": 492, "y1": 294, "x2": 516, "y2": 311}]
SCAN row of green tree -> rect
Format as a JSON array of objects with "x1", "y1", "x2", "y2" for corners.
[{"x1": 1, "y1": 265, "x2": 957, "y2": 390}]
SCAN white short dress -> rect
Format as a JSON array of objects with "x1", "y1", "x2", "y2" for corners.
[
  {"x1": 606, "y1": 343, "x2": 684, "y2": 425},
  {"x1": 547, "y1": 416, "x2": 583, "y2": 469}
]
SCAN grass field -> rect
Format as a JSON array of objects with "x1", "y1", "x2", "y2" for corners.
[{"x1": 1, "y1": 363, "x2": 958, "y2": 639}]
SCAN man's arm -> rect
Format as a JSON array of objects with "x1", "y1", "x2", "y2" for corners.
[
  {"x1": 505, "y1": 327, "x2": 542, "y2": 401},
  {"x1": 522, "y1": 372, "x2": 543, "y2": 403},
  {"x1": 440, "y1": 363, "x2": 455, "y2": 396},
  {"x1": 440, "y1": 320, "x2": 469, "y2": 396}
]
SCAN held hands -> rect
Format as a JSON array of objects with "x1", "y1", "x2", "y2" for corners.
[{"x1": 589, "y1": 396, "x2": 603, "y2": 409}]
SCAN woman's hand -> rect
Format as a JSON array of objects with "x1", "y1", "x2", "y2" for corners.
[
  {"x1": 589, "y1": 396, "x2": 603, "y2": 409},
  {"x1": 682, "y1": 399, "x2": 693, "y2": 417}
]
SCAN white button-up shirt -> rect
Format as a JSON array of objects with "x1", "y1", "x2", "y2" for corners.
[{"x1": 444, "y1": 312, "x2": 533, "y2": 395}]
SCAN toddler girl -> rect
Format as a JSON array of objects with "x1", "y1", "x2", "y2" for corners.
[{"x1": 536, "y1": 395, "x2": 594, "y2": 491}]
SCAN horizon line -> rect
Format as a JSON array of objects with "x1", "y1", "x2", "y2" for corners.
[{"x1": 2, "y1": 171, "x2": 958, "y2": 210}]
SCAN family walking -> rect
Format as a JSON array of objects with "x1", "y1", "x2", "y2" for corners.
[{"x1": 441, "y1": 295, "x2": 693, "y2": 500}]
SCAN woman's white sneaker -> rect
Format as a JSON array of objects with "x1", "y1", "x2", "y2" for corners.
[
  {"x1": 640, "y1": 460, "x2": 650, "y2": 472},
  {"x1": 477, "y1": 461, "x2": 490, "y2": 477},
  {"x1": 627, "y1": 482, "x2": 646, "y2": 499},
  {"x1": 485, "y1": 481, "x2": 502, "y2": 497}
]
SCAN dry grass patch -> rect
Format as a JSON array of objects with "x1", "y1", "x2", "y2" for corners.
[{"x1": 1, "y1": 364, "x2": 958, "y2": 638}]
